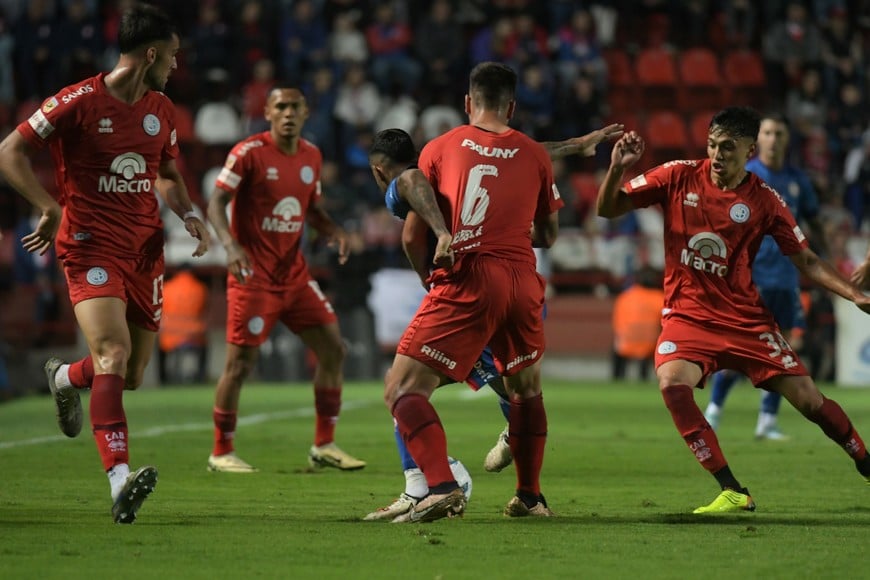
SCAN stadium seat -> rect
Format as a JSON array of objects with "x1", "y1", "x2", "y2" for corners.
[
  {"x1": 603, "y1": 49, "x2": 635, "y2": 114},
  {"x1": 722, "y1": 50, "x2": 767, "y2": 108},
  {"x1": 194, "y1": 102, "x2": 241, "y2": 146},
  {"x1": 634, "y1": 48, "x2": 679, "y2": 111},
  {"x1": 688, "y1": 110, "x2": 717, "y2": 156},
  {"x1": 644, "y1": 111, "x2": 689, "y2": 166},
  {"x1": 678, "y1": 47, "x2": 726, "y2": 112}
]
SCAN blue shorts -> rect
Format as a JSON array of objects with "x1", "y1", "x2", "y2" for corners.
[{"x1": 759, "y1": 288, "x2": 805, "y2": 331}]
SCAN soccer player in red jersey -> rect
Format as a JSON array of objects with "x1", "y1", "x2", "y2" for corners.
[
  {"x1": 206, "y1": 86, "x2": 366, "y2": 473},
  {"x1": 597, "y1": 107, "x2": 870, "y2": 513},
  {"x1": 385, "y1": 62, "x2": 563, "y2": 522},
  {"x1": 0, "y1": 4, "x2": 209, "y2": 523}
]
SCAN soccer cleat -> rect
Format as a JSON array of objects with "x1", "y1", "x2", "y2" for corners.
[
  {"x1": 112, "y1": 466, "x2": 158, "y2": 524},
  {"x1": 755, "y1": 428, "x2": 790, "y2": 441},
  {"x1": 363, "y1": 493, "x2": 419, "y2": 521},
  {"x1": 693, "y1": 488, "x2": 756, "y2": 514},
  {"x1": 504, "y1": 495, "x2": 555, "y2": 517},
  {"x1": 308, "y1": 443, "x2": 366, "y2": 471},
  {"x1": 407, "y1": 488, "x2": 466, "y2": 523},
  {"x1": 703, "y1": 405, "x2": 721, "y2": 431},
  {"x1": 207, "y1": 452, "x2": 258, "y2": 473},
  {"x1": 45, "y1": 357, "x2": 82, "y2": 438},
  {"x1": 484, "y1": 425, "x2": 513, "y2": 472}
]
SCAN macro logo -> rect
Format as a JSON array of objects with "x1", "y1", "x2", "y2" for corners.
[
  {"x1": 262, "y1": 196, "x2": 302, "y2": 233},
  {"x1": 680, "y1": 232, "x2": 728, "y2": 277},
  {"x1": 99, "y1": 153, "x2": 151, "y2": 193}
]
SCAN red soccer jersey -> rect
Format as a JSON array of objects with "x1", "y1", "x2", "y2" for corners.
[
  {"x1": 16, "y1": 73, "x2": 179, "y2": 259},
  {"x1": 215, "y1": 132, "x2": 322, "y2": 290},
  {"x1": 623, "y1": 158, "x2": 809, "y2": 326},
  {"x1": 417, "y1": 125, "x2": 563, "y2": 265}
]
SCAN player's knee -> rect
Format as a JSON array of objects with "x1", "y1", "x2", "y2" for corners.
[
  {"x1": 224, "y1": 356, "x2": 255, "y2": 383},
  {"x1": 124, "y1": 373, "x2": 143, "y2": 391},
  {"x1": 93, "y1": 342, "x2": 130, "y2": 375}
]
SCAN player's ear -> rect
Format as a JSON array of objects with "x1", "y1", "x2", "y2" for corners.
[
  {"x1": 464, "y1": 94, "x2": 471, "y2": 116},
  {"x1": 506, "y1": 100, "x2": 516, "y2": 121},
  {"x1": 145, "y1": 45, "x2": 157, "y2": 65}
]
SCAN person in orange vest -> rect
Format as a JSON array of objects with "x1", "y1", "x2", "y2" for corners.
[
  {"x1": 611, "y1": 266, "x2": 664, "y2": 380},
  {"x1": 158, "y1": 264, "x2": 209, "y2": 383}
]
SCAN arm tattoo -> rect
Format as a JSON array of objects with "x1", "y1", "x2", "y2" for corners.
[{"x1": 403, "y1": 171, "x2": 450, "y2": 237}]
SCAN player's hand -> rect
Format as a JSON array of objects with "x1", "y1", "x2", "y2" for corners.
[
  {"x1": 432, "y1": 233, "x2": 454, "y2": 269},
  {"x1": 576, "y1": 124, "x2": 625, "y2": 157},
  {"x1": 184, "y1": 216, "x2": 210, "y2": 257},
  {"x1": 611, "y1": 131, "x2": 645, "y2": 169},
  {"x1": 855, "y1": 293, "x2": 870, "y2": 315},
  {"x1": 850, "y1": 261, "x2": 870, "y2": 290},
  {"x1": 327, "y1": 228, "x2": 350, "y2": 265},
  {"x1": 225, "y1": 240, "x2": 253, "y2": 283},
  {"x1": 21, "y1": 203, "x2": 61, "y2": 255}
]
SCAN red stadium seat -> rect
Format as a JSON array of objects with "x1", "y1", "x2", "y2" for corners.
[
  {"x1": 678, "y1": 48, "x2": 726, "y2": 112},
  {"x1": 603, "y1": 49, "x2": 636, "y2": 114},
  {"x1": 644, "y1": 111, "x2": 689, "y2": 166},
  {"x1": 723, "y1": 50, "x2": 767, "y2": 108},
  {"x1": 634, "y1": 48, "x2": 679, "y2": 111}
]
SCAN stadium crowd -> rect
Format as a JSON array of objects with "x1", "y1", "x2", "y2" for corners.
[{"x1": 0, "y1": 0, "x2": 868, "y2": 395}]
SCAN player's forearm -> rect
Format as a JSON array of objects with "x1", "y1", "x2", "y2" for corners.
[
  {"x1": 306, "y1": 207, "x2": 338, "y2": 238},
  {"x1": 597, "y1": 167, "x2": 630, "y2": 218},
  {"x1": 795, "y1": 251, "x2": 865, "y2": 302},
  {"x1": 402, "y1": 237, "x2": 431, "y2": 286},
  {"x1": 206, "y1": 193, "x2": 235, "y2": 248},
  {"x1": 158, "y1": 178, "x2": 196, "y2": 219},
  {"x1": 402, "y1": 172, "x2": 450, "y2": 237},
  {"x1": 541, "y1": 137, "x2": 589, "y2": 160}
]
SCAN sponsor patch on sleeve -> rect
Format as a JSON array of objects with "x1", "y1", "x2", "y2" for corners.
[
  {"x1": 28, "y1": 110, "x2": 55, "y2": 139},
  {"x1": 170, "y1": 128, "x2": 177, "y2": 146},
  {"x1": 42, "y1": 97, "x2": 58, "y2": 113},
  {"x1": 629, "y1": 174, "x2": 647, "y2": 189},
  {"x1": 793, "y1": 225, "x2": 806, "y2": 243},
  {"x1": 217, "y1": 166, "x2": 242, "y2": 189},
  {"x1": 552, "y1": 183, "x2": 561, "y2": 200}
]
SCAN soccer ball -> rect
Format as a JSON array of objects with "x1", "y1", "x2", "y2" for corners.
[{"x1": 448, "y1": 456, "x2": 472, "y2": 501}]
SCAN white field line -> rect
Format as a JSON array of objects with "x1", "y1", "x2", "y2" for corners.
[{"x1": 0, "y1": 399, "x2": 371, "y2": 451}]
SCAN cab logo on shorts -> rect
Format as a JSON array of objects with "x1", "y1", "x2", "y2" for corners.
[
  {"x1": 248, "y1": 316, "x2": 265, "y2": 335},
  {"x1": 86, "y1": 267, "x2": 109, "y2": 286},
  {"x1": 657, "y1": 341, "x2": 677, "y2": 355},
  {"x1": 680, "y1": 232, "x2": 728, "y2": 277}
]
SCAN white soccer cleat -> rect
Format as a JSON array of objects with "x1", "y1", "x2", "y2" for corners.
[
  {"x1": 484, "y1": 425, "x2": 512, "y2": 472},
  {"x1": 704, "y1": 404, "x2": 721, "y2": 431},
  {"x1": 308, "y1": 443, "x2": 366, "y2": 471},
  {"x1": 45, "y1": 357, "x2": 82, "y2": 438},
  {"x1": 363, "y1": 493, "x2": 419, "y2": 521},
  {"x1": 207, "y1": 452, "x2": 258, "y2": 473},
  {"x1": 112, "y1": 466, "x2": 158, "y2": 524}
]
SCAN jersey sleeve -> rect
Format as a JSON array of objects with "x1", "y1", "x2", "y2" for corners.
[
  {"x1": 533, "y1": 144, "x2": 563, "y2": 221},
  {"x1": 214, "y1": 143, "x2": 249, "y2": 195},
  {"x1": 16, "y1": 92, "x2": 80, "y2": 148},
  {"x1": 161, "y1": 100, "x2": 180, "y2": 162},
  {"x1": 417, "y1": 139, "x2": 440, "y2": 188},
  {"x1": 385, "y1": 178, "x2": 411, "y2": 219},
  {"x1": 767, "y1": 190, "x2": 809, "y2": 256},
  {"x1": 622, "y1": 162, "x2": 678, "y2": 209}
]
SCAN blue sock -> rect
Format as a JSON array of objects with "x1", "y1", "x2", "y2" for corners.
[
  {"x1": 498, "y1": 396, "x2": 511, "y2": 421},
  {"x1": 709, "y1": 370, "x2": 739, "y2": 407},
  {"x1": 394, "y1": 422, "x2": 417, "y2": 470},
  {"x1": 760, "y1": 390, "x2": 782, "y2": 415}
]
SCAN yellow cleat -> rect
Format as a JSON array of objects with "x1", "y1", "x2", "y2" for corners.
[
  {"x1": 693, "y1": 488, "x2": 756, "y2": 514},
  {"x1": 207, "y1": 452, "x2": 258, "y2": 473},
  {"x1": 308, "y1": 443, "x2": 366, "y2": 471},
  {"x1": 504, "y1": 495, "x2": 555, "y2": 517}
]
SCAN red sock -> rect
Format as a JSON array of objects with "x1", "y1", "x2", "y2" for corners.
[
  {"x1": 90, "y1": 374, "x2": 128, "y2": 470},
  {"x1": 808, "y1": 397, "x2": 868, "y2": 460},
  {"x1": 69, "y1": 356, "x2": 94, "y2": 389},
  {"x1": 314, "y1": 387, "x2": 341, "y2": 446},
  {"x1": 508, "y1": 393, "x2": 548, "y2": 496},
  {"x1": 213, "y1": 408, "x2": 238, "y2": 456},
  {"x1": 392, "y1": 394, "x2": 453, "y2": 488},
  {"x1": 662, "y1": 384, "x2": 728, "y2": 473}
]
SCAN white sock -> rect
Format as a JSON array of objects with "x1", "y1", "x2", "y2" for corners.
[
  {"x1": 705, "y1": 402, "x2": 721, "y2": 416},
  {"x1": 404, "y1": 467, "x2": 428, "y2": 499},
  {"x1": 55, "y1": 364, "x2": 72, "y2": 389},
  {"x1": 108, "y1": 464, "x2": 131, "y2": 500}
]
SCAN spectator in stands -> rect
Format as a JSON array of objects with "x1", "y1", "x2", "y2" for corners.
[
  {"x1": 374, "y1": 82, "x2": 418, "y2": 135},
  {"x1": 329, "y1": 11, "x2": 368, "y2": 70},
  {"x1": 418, "y1": 88, "x2": 463, "y2": 144},
  {"x1": 240, "y1": 58, "x2": 275, "y2": 135},
  {"x1": 843, "y1": 127, "x2": 870, "y2": 230},
  {"x1": 231, "y1": 0, "x2": 274, "y2": 85},
  {"x1": 158, "y1": 264, "x2": 209, "y2": 384},
  {"x1": 0, "y1": 10, "x2": 14, "y2": 105},
  {"x1": 14, "y1": 0, "x2": 60, "y2": 100},
  {"x1": 334, "y1": 63, "x2": 380, "y2": 154},
  {"x1": 469, "y1": 15, "x2": 514, "y2": 66},
  {"x1": 554, "y1": 8, "x2": 606, "y2": 91},
  {"x1": 507, "y1": 12, "x2": 551, "y2": 70},
  {"x1": 514, "y1": 63, "x2": 554, "y2": 139},
  {"x1": 56, "y1": 0, "x2": 102, "y2": 86},
  {"x1": 413, "y1": 0, "x2": 465, "y2": 92},
  {"x1": 786, "y1": 67, "x2": 828, "y2": 154},
  {"x1": 189, "y1": 2, "x2": 231, "y2": 88},
  {"x1": 820, "y1": 6, "x2": 863, "y2": 103},
  {"x1": 364, "y1": 2, "x2": 421, "y2": 94},
  {"x1": 611, "y1": 266, "x2": 663, "y2": 381},
  {"x1": 555, "y1": 73, "x2": 604, "y2": 145},
  {"x1": 826, "y1": 81, "x2": 866, "y2": 160},
  {"x1": 763, "y1": 1, "x2": 823, "y2": 102},
  {"x1": 278, "y1": 0, "x2": 328, "y2": 82},
  {"x1": 303, "y1": 66, "x2": 339, "y2": 159},
  {"x1": 724, "y1": 0, "x2": 758, "y2": 49}
]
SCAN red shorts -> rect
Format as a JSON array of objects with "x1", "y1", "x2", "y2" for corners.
[
  {"x1": 398, "y1": 257, "x2": 545, "y2": 382},
  {"x1": 63, "y1": 252, "x2": 165, "y2": 332},
  {"x1": 226, "y1": 276, "x2": 337, "y2": 347},
  {"x1": 655, "y1": 315, "x2": 809, "y2": 386}
]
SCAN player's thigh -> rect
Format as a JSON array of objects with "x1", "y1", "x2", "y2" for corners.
[
  {"x1": 761, "y1": 373, "x2": 821, "y2": 415},
  {"x1": 281, "y1": 279, "x2": 339, "y2": 352},
  {"x1": 226, "y1": 284, "x2": 282, "y2": 347},
  {"x1": 125, "y1": 323, "x2": 157, "y2": 390},
  {"x1": 654, "y1": 320, "x2": 718, "y2": 387},
  {"x1": 297, "y1": 322, "x2": 344, "y2": 360},
  {"x1": 73, "y1": 296, "x2": 132, "y2": 364},
  {"x1": 488, "y1": 264, "x2": 546, "y2": 376}
]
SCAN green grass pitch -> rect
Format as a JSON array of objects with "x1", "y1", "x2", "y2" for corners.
[{"x1": 1, "y1": 379, "x2": 868, "y2": 579}]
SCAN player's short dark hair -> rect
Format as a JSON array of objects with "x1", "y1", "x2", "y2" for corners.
[
  {"x1": 709, "y1": 107, "x2": 761, "y2": 140},
  {"x1": 370, "y1": 129, "x2": 417, "y2": 165},
  {"x1": 760, "y1": 111, "x2": 791, "y2": 131},
  {"x1": 469, "y1": 62, "x2": 517, "y2": 109},
  {"x1": 118, "y1": 3, "x2": 177, "y2": 54}
]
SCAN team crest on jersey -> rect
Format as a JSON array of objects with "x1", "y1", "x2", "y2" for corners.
[
  {"x1": 729, "y1": 203, "x2": 750, "y2": 223},
  {"x1": 657, "y1": 341, "x2": 677, "y2": 355},
  {"x1": 42, "y1": 97, "x2": 58, "y2": 113},
  {"x1": 86, "y1": 267, "x2": 109, "y2": 286},
  {"x1": 142, "y1": 114, "x2": 160, "y2": 136},
  {"x1": 248, "y1": 316, "x2": 265, "y2": 335},
  {"x1": 300, "y1": 165, "x2": 314, "y2": 184}
]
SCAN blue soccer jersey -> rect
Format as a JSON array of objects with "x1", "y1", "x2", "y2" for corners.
[
  {"x1": 746, "y1": 157, "x2": 819, "y2": 291},
  {"x1": 385, "y1": 175, "x2": 412, "y2": 220}
]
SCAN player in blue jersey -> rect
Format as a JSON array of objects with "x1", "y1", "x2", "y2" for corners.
[
  {"x1": 704, "y1": 112, "x2": 828, "y2": 440},
  {"x1": 363, "y1": 125, "x2": 623, "y2": 521}
]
